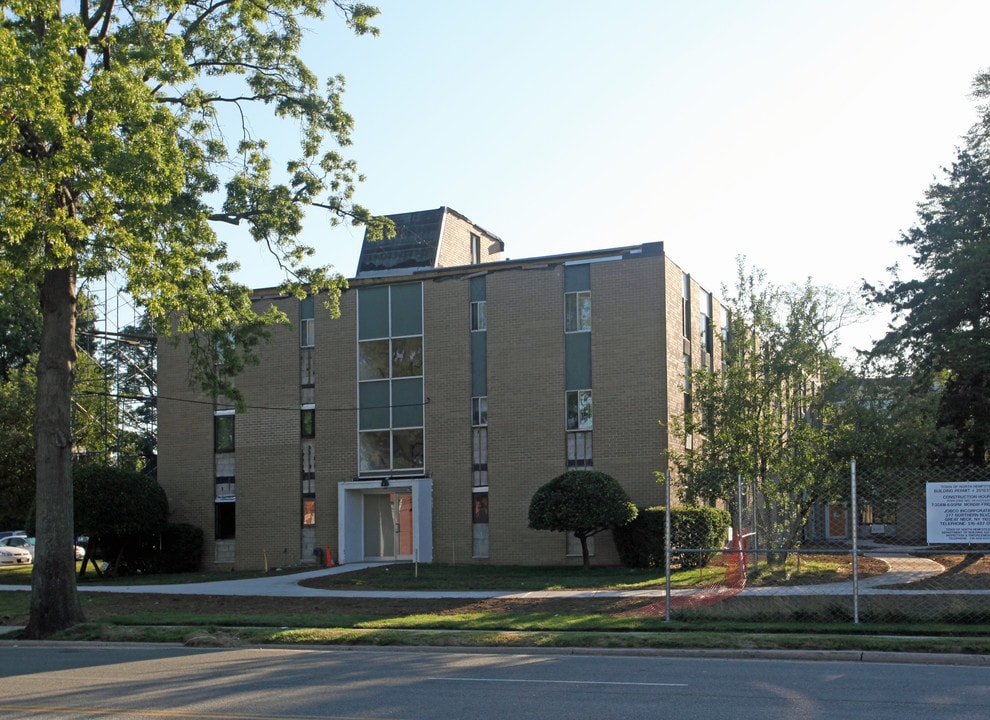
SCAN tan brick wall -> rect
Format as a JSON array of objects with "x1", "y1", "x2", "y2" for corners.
[
  {"x1": 422, "y1": 277, "x2": 474, "y2": 564},
  {"x1": 485, "y1": 264, "x2": 569, "y2": 565},
  {"x1": 315, "y1": 285, "x2": 359, "y2": 562},
  {"x1": 437, "y1": 210, "x2": 503, "y2": 267},
  {"x1": 592, "y1": 253, "x2": 669, "y2": 511},
  {"x1": 157, "y1": 243, "x2": 725, "y2": 570}
]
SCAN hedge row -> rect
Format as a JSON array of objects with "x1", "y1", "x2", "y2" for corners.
[{"x1": 612, "y1": 506, "x2": 732, "y2": 569}]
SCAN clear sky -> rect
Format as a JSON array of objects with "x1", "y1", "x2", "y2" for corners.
[{"x1": 226, "y1": 0, "x2": 990, "y2": 358}]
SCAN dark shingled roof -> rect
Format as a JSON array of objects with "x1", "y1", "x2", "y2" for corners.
[{"x1": 356, "y1": 207, "x2": 445, "y2": 275}]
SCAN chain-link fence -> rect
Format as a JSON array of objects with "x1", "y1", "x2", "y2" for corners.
[{"x1": 653, "y1": 464, "x2": 990, "y2": 625}]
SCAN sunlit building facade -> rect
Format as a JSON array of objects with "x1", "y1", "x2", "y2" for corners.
[{"x1": 157, "y1": 207, "x2": 726, "y2": 569}]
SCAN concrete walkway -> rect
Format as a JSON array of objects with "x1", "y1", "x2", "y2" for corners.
[{"x1": 0, "y1": 545, "x2": 971, "y2": 599}]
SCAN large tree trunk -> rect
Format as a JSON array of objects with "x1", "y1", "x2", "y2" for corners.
[{"x1": 24, "y1": 267, "x2": 84, "y2": 638}]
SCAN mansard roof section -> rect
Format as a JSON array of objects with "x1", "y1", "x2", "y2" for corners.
[{"x1": 355, "y1": 206, "x2": 505, "y2": 278}]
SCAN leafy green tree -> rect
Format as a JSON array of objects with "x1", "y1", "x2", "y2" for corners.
[
  {"x1": 827, "y1": 371, "x2": 958, "y2": 468},
  {"x1": 528, "y1": 470, "x2": 638, "y2": 570},
  {"x1": 865, "y1": 84, "x2": 990, "y2": 465},
  {"x1": 0, "y1": 283, "x2": 42, "y2": 382},
  {"x1": 0, "y1": 365, "x2": 37, "y2": 529},
  {"x1": 668, "y1": 261, "x2": 858, "y2": 564},
  {"x1": 1, "y1": 1, "x2": 389, "y2": 637}
]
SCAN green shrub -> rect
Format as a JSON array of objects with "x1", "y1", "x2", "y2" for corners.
[
  {"x1": 159, "y1": 523, "x2": 204, "y2": 574},
  {"x1": 613, "y1": 505, "x2": 731, "y2": 569},
  {"x1": 612, "y1": 507, "x2": 665, "y2": 568}
]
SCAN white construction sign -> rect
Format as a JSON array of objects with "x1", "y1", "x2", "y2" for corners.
[{"x1": 927, "y1": 481, "x2": 990, "y2": 544}]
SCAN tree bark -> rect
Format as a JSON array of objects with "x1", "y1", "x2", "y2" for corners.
[{"x1": 24, "y1": 266, "x2": 84, "y2": 638}]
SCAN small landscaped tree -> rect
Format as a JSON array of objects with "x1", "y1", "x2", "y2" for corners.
[{"x1": 528, "y1": 470, "x2": 638, "y2": 570}]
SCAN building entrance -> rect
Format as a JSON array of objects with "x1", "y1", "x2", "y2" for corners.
[{"x1": 363, "y1": 491, "x2": 414, "y2": 560}]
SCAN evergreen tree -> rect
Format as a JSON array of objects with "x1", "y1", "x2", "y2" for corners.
[{"x1": 865, "y1": 73, "x2": 990, "y2": 465}]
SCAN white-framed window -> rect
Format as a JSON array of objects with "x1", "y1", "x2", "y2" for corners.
[
  {"x1": 357, "y1": 284, "x2": 425, "y2": 475},
  {"x1": 564, "y1": 291, "x2": 591, "y2": 333},
  {"x1": 300, "y1": 318, "x2": 315, "y2": 348},
  {"x1": 214, "y1": 410, "x2": 235, "y2": 453},
  {"x1": 682, "y1": 272, "x2": 691, "y2": 339},
  {"x1": 566, "y1": 389, "x2": 593, "y2": 430},
  {"x1": 472, "y1": 396, "x2": 488, "y2": 427},
  {"x1": 470, "y1": 300, "x2": 487, "y2": 331}
]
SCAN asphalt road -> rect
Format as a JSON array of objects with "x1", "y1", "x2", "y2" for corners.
[{"x1": 0, "y1": 645, "x2": 987, "y2": 720}]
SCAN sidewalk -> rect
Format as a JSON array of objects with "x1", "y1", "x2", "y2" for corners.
[{"x1": 0, "y1": 543, "x2": 967, "y2": 599}]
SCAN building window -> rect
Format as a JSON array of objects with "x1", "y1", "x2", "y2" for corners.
[
  {"x1": 215, "y1": 501, "x2": 235, "y2": 539},
  {"x1": 301, "y1": 408, "x2": 316, "y2": 438},
  {"x1": 700, "y1": 290, "x2": 713, "y2": 368},
  {"x1": 300, "y1": 319, "x2": 315, "y2": 348},
  {"x1": 472, "y1": 492, "x2": 489, "y2": 524},
  {"x1": 300, "y1": 296, "x2": 315, "y2": 348},
  {"x1": 357, "y1": 284, "x2": 425, "y2": 475},
  {"x1": 472, "y1": 396, "x2": 488, "y2": 427},
  {"x1": 472, "y1": 490, "x2": 489, "y2": 558},
  {"x1": 470, "y1": 300, "x2": 487, "y2": 331},
  {"x1": 214, "y1": 413, "x2": 234, "y2": 452},
  {"x1": 565, "y1": 291, "x2": 591, "y2": 333},
  {"x1": 472, "y1": 427, "x2": 488, "y2": 487},
  {"x1": 682, "y1": 272, "x2": 691, "y2": 339},
  {"x1": 566, "y1": 389, "x2": 593, "y2": 430}
]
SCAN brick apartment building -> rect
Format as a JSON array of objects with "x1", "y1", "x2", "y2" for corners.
[{"x1": 157, "y1": 206, "x2": 727, "y2": 570}]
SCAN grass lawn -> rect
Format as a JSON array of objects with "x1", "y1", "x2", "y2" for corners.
[{"x1": 2, "y1": 554, "x2": 989, "y2": 656}]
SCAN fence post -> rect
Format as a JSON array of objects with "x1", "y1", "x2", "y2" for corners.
[
  {"x1": 851, "y1": 458, "x2": 860, "y2": 624},
  {"x1": 665, "y1": 469, "x2": 672, "y2": 623},
  {"x1": 751, "y1": 476, "x2": 759, "y2": 574}
]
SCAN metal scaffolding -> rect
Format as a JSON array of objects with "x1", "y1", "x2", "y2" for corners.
[{"x1": 75, "y1": 273, "x2": 157, "y2": 472}]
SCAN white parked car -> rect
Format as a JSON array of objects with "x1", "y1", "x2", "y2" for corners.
[
  {"x1": 0, "y1": 545, "x2": 32, "y2": 566},
  {"x1": 0, "y1": 536, "x2": 85, "y2": 561},
  {"x1": 0, "y1": 535, "x2": 33, "y2": 559}
]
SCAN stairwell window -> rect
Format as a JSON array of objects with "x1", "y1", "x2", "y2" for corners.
[
  {"x1": 300, "y1": 295, "x2": 315, "y2": 348},
  {"x1": 566, "y1": 390, "x2": 593, "y2": 430},
  {"x1": 214, "y1": 413, "x2": 235, "y2": 453},
  {"x1": 565, "y1": 291, "x2": 591, "y2": 333},
  {"x1": 470, "y1": 300, "x2": 487, "y2": 331}
]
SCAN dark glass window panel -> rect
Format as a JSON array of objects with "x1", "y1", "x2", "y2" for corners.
[
  {"x1": 214, "y1": 415, "x2": 234, "y2": 452},
  {"x1": 359, "y1": 381, "x2": 390, "y2": 430},
  {"x1": 390, "y1": 283, "x2": 422, "y2": 336},
  {"x1": 358, "y1": 286, "x2": 389, "y2": 340},
  {"x1": 391, "y1": 378, "x2": 423, "y2": 428}
]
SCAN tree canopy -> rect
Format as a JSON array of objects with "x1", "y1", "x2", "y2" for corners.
[
  {"x1": 528, "y1": 470, "x2": 638, "y2": 570},
  {"x1": 0, "y1": 1, "x2": 388, "y2": 637},
  {"x1": 865, "y1": 74, "x2": 990, "y2": 465}
]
